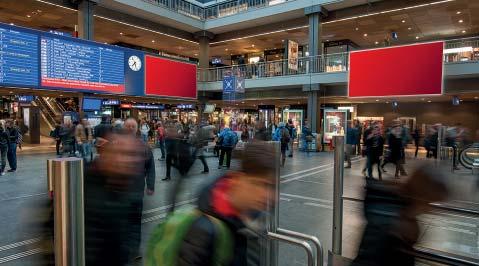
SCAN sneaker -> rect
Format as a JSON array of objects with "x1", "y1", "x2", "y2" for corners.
[
  {"x1": 161, "y1": 177, "x2": 171, "y2": 181},
  {"x1": 0, "y1": 172, "x2": 5, "y2": 176},
  {"x1": 218, "y1": 166, "x2": 222, "y2": 169},
  {"x1": 201, "y1": 170, "x2": 209, "y2": 174}
]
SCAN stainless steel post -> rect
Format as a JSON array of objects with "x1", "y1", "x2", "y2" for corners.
[
  {"x1": 267, "y1": 141, "x2": 280, "y2": 266},
  {"x1": 332, "y1": 136, "x2": 344, "y2": 255},
  {"x1": 52, "y1": 157, "x2": 85, "y2": 266},
  {"x1": 47, "y1": 159, "x2": 54, "y2": 196},
  {"x1": 267, "y1": 232, "x2": 314, "y2": 266},
  {"x1": 277, "y1": 228, "x2": 323, "y2": 266}
]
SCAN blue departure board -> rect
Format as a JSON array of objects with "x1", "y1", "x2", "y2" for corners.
[
  {"x1": 40, "y1": 36, "x2": 125, "y2": 93},
  {"x1": 0, "y1": 27, "x2": 39, "y2": 86}
]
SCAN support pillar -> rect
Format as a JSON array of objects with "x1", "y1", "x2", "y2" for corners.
[
  {"x1": 195, "y1": 31, "x2": 215, "y2": 69},
  {"x1": 305, "y1": 5, "x2": 327, "y2": 57},
  {"x1": 77, "y1": 0, "x2": 97, "y2": 40},
  {"x1": 306, "y1": 90, "x2": 318, "y2": 133}
]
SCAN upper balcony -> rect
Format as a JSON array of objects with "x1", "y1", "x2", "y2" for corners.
[{"x1": 197, "y1": 37, "x2": 479, "y2": 91}]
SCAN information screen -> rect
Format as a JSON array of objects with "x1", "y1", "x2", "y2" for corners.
[
  {"x1": 40, "y1": 36, "x2": 125, "y2": 93},
  {"x1": 0, "y1": 26, "x2": 39, "y2": 87}
]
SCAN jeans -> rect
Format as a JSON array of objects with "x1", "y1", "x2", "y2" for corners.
[
  {"x1": 141, "y1": 133, "x2": 148, "y2": 143},
  {"x1": 219, "y1": 147, "x2": 233, "y2": 168},
  {"x1": 366, "y1": 154, "x2": 382, "y2": 179},
  {"x1": 158, "y1": 140, "x2": 166, "y2": 158},
  {"x1": 345, "y1": 144, "x2": 355, "y2": 167},
  {"x1": 0, "y1": 145, "x2": 7, "y2": 173},
  {"x1": 198, "y1": 155, "x2": 209, "y2": 172},
  {"x1": 81, "y1": 142, "x2": 92, "y2": 162},
  {"x1": 288, "y1": 141, "x2": 294, "y2": 156},
  {"x1": 7, "y1": 143, "x2": 17, "y2": 170}
]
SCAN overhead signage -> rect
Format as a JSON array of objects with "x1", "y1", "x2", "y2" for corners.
[
  {"x1": 223, "y1": 75, "x2": 235, "y2": 93},
  {"x1": 0, "y1": 26, "x2": 39, "y2": 87},
  {"x1": 102, "y1": 99, "x2": 120, "y2": 105},
  {"x1": 349, "y1": 42, "x2": 444, "y2": 97},
  {"x1": 40, "y1": 36, "x2": 125, "y2": 93},
  {"x1": 145, "y1": 56, "x2": 197, "y2": 99},
  {"x1": 287, "y1": 40, "x2": 299, "y2": 71}
]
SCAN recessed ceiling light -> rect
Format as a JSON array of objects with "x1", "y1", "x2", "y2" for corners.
[
  {"x1": 458, "y1": 19, "x2": 463, "y2": 23},
  {"x1": 416, "y1": 36, "x2": 420, "y2": 39},
  {"x1": 375, "y1": 41, "x2": 379, "y2": 45},
  {"x1": 401, "y1": 20, "x2": 406, "y2": 23},
  {"x1": 375, "y1": 99, "x2": 379, "y2": 102},
  {"x1": 363, "y1": 33, "x2": 368, "y2": 37},
  {"x1": 37, "y1": 10, "x2": 42, "y2": 12},
  {"x1": 421, "y1": 98, "x2": 425, "y2": 101},
  {"x1": 251, "y1": 44, "x2": 255, "y2": 47},
  {"x1": 326, "y1": 39, "x2": 330, "y2": 42},
  {"x1": 194, "y1": 53, "x2": 198, "y2": 56},
  {"x1": 26, "y1": 15, "x2": 31, "y2": 18},
  {"x1": 59, "y1": 94, "x2": 63, "y2": 97},
  {"x1": 225, "y1": 48, "x2": 228, "y2": 51},
  {"x1": 427, "y1": 100, "x2": 432, "y2": 103},
  {"x1": 151, "y1": 40, "x2": 155, "y2": 43},
  {"x1": 241, "y1": 101, "x2": 245, "y2": 103},
  {"x1": 456, "y1": 11, "x2": 461, "y2": 14},
  {"x1": 460, "y1": 99, "x2": 464, "y2": 102},
  {"x1": 462, "y1": 30, "x2": 466, "y2": 33},
  {"x1": 474, "y1": 96, "x2": 478, "y2": 99},
  {"x1": 408, "y1": 27, "x2": 412, "y2": 30},
  {"x1": 120, "y1": 32, "x2": 123, "y2": 35},
  {"x1": 386, "y1": 101, "x2": 389, "y2": 104},
  {"x1": 9, "y1": 23, "x2": 14, "y2": 25},
  {"x1": 355, "y1": 27, "x2": 359, "y2": 31},
  {"x1": 9, "y1": 91, "x2": 13, "y2": 94}
]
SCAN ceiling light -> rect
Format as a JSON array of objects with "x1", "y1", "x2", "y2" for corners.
[
  {"x1": 385, "y1": 101, "x2": 389, "y2": 104},
  {"x1": 281, "y1": 39, "x2": 285, "y2": 42},
  {"x1": 401, "y1": 20, "x2": 406, "y2": 23},
  {"x1": 225, "y1": 48, "x2": 228, "y2": 51},
  {"x1": 37, "y1": 9, "x2": 42, "y2": 12},
  {"x1": 9, "y1": 91, "x2": 13, "y2": 94},
  {"x1": 427, "y1": 100, "x2": 432, "y2": 103},
  {"x1": 27, "y1": 15, "x2": 31, "y2": 18},
  {"x1": 151, "y1": 40, "x2": 155, "y2": 43},
  {"x1": 421, "y1": 98, "x2": 425, "y2": 101},
  {"x1": 415, "y1": 36, "x2": 420, "y2": 39},
  {"x1": 363, "y1": 33, "x2": 368, "y2": 37},
  {"x1": 326, "y1": 39, "x2": 330, "y2": 42},
  {"x1": 120, "y1": 32, "x2": 123, "y2": 35},
  {"x1": 375, "y1": 41, "x2": 379, "y2": 45},
  {"x1": 458, "y1": 19, "x2": 463, "y2": 23},
  {"x1": 375, "y1": 99, "x2": 379, "y2": 102},
  {"x1": 59, "y1": 94, "x2": 63, "y2": 97},
  {"x1": 9, "y1": 23, "x2": 14, "y2": 25},
  {"x1": 456, "y1": 11, "x2": 461, "y2": 14},
  {"x1": 408, "y1": 27, "x2": 412, "y2": 30},
  {"x1": 34, "y1": 0, "x2": 77, "y2": 11},
  {"x1": 355, "y1": 27, "x2": 359, "y2": 31},
  {"x1": 194, "y1": 53, "x2": 198, "y2": 56},
  {"x1": 474, "y1": 97, "x2": 478, "y2": 99},
  {"x1": 251, "y1": 44, "x2": 255, "y2": 47},
  {"x1": 462, "y1": 30, "x2": 466, "y2": 33}
]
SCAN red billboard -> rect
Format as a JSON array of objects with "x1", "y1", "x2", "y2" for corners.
[
  {"x1": 145, "y1": 56, "x2": 197, "y2": 99},
  {"x1": 348, "y1": 42, "x2": 444, "y2": 98}
]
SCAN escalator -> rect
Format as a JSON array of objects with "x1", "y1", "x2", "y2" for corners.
[
  {"x1": 33, "y1": 97, "x2": 65, "y2": 136},
  {"x1": 459, "y1": 143, "x2": 479, "y2": 169}
]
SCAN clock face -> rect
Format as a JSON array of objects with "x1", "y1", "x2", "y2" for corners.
[{"x1": 128, "y1": 55, "x2": 142, "y2": 71}]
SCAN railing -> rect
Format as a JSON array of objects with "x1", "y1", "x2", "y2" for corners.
[
  {"x1": 198, "y1": 38, "x2": 479, "y2": 82},
  {"x1": 143, "y1": 0, "x2": 293, "y2": 20}
]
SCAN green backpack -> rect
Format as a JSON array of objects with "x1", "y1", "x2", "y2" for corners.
[{"x1": 145, "y1": 207, "x2": 234, "y2": 266}]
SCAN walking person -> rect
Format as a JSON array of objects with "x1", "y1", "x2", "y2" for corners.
[
  {"x1": 286, "y1": 119, "x2": 297, "y2": 157},
  {"x1": 75, "y1": 118, "x2": 93, "y2": 162},
  {"x1": 365, "y1": 123, "x2": 384, "y2": 180},
  {"x1": 218, "y1": 127, "x2": 238, "y2": 169},
  {"x1": 273, "y1": 122, "x2": 290, "y2": 167},
  {"x1": 412, "y1": 127, "x2": 420, "y2": 158},
  {"x1": 59, "y1": 120, "x2": 75, "y2": 157},
  {"x1": 389, "y1": 123, "x2": 407, "y2": 178},
  {"x1": 51, "y1": 121, "x2": 62, "y2": 156},
  {"x1": 303, "y1": 121, "x2": 314, "y2": 156},
  {"x1": 6, "y1": 120, "x2": 19, "y2": 172},
  {"x1": 140, "y1": 120, "x2": 150, "y2": 143},
  {"x1": 356, "y1": 120, "x2": 363, "y2": 155},
  {"x1": 345, "y1": 121, "x2": 359, "y2": 168},
  {"x1": 156, "y1": 121, "x2": 166, "y2": 160},
  {"x1": 0, "y1": 121, "x2": 8, "y2": 176}
]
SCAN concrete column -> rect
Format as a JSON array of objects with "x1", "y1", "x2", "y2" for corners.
[
  {"x1": 198, "y1": 37, "x2": 210, "y2": 69},
  {"x1": 77, "y1": 0, "x2": 96, "y2": 40},
  {"x1": 305, "y1": 5, "x2": 326, "y2": 57},
  {"x1": 307, "y1": 90, "x2": 318, "y2": 133},
  {"x1": 195, "y1": 31, "x2": 215, "y2": 69}
]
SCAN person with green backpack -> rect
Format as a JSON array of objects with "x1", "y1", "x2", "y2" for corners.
[{"x1": 146, "y1": 141, "x2": 276, "y2": 266}]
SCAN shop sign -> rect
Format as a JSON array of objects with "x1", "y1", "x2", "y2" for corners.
[
  {"x1": 120, "y1": 103, "x2": 132, "y2": 109},
  {"x1": 287, "y1": 40, "x2": 299, "y2": 71},
  {"x1": 18, "y1": 95, "x2": 34, "y2": 103},
  {"x1": 132, "y1": 104, "x2": 164, "y2": 110},
  {"x1": 102, "y1": 99, "x2": 120, "y2": 106},
  {"x1": 223, "y1": 76, "x2": 235, "y2": 93},
  {"x1": 176, "y1": 104, "x2": 195, "y2": 109}
]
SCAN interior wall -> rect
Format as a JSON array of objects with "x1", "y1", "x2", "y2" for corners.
[{"x1": 356, "y1": 102, "x2": 479, "y2": 136}]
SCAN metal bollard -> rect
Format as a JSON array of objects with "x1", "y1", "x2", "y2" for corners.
[
  {"x1": 267, "y1": 232, "x2": 315, "y2": 266},
  {"x1": 332, "y1": 136, "x2": 344, "y2": 256},
  {"x1": 51, "y1": 157, "x2": 85, "y2": 266},
  {"x1": 47, "y1": 159, "x2": 54, "y2": 198}
]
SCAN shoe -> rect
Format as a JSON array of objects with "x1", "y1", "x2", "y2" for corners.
[
  {"x1": 161, "y1": 177, "x2": 171, "y2": 181},
  {"x1": 7, "y1": 169, "x2": 15, "y2": 173},
  {"x1": 288, "y1": 155, "x2": 293, "y2": 158},
  {"x1": 381, "y1": 168, "x2": 387, "y2": 173},
  {"x1": 218, "y1": 166, "x2": 222, "y2": 169},
  {"x1": 0, "y1": 172, "x2": 5, "y2": 176},
  {"x1": 201, "y1": 170, "x2": 209, "y2": 174}
]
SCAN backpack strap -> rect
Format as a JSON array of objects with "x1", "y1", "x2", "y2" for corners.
[{"x1": 205, "y1": 214, "x2": 234, "y2": 266}]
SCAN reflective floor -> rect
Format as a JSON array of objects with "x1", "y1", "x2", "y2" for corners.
[{"x1": 0, "y1": 147, "x2": 477, "y2": 265}]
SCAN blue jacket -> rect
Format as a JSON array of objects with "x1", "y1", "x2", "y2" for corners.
[
  {"x1": 272, "y1": 126, "x2": 287, "y2": 142},
  {"x1": 219, "y1": 128, "x2": 238, "y2": 148},
  {"x1": 346, "y1": 126, "x2": 359, "y2": 145}
]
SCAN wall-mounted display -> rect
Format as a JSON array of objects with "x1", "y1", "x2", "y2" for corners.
[{"x1": 323, "y1": 109, "x2": 347, "y2": 143}]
